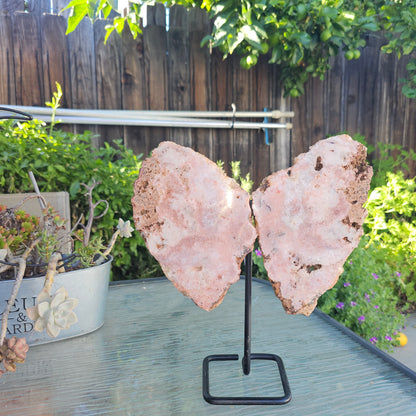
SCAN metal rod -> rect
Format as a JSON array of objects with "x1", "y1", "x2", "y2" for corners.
[
  {"x1": 242, "y1": 251, "x2": 252, "y2": 375},
  {"x1": 30, "y1": 114, "x2": 292, "y2": 129},
  {"x1": 1, "y1": 105, "x2": 294, "y2": 119},
  {"x1": 0, "y1": 106, "x2": 32, "y2": 121}
]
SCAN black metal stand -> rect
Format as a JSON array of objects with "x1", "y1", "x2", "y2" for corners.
[{"x1": 202, "y1": 251, "x2": 292, "y2": 405}]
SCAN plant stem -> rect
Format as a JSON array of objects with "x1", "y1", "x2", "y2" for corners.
[
  {"x1": 0, "y1": 238, "x2": 40, "y2": 346},
  {"x1": 43, "y1": 252, "x2": 62, "y2": 293},
  {"x1": 95, "y1": 230, "x2": 119, "y2": 265}
]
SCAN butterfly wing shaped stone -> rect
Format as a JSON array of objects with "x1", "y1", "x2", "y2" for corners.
[
  {"x1": 131, "y1": 141, "x2": 257, "y2": 311},
  {"x1": 252, "y1": 135, "x2": 373, "y2": 316}
]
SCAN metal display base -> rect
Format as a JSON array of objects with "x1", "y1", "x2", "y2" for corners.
[{"x1": 202, "y1": 252, "x2": 292, "y2": 405}]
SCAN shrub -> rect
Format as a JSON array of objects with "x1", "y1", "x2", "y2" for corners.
[
  {"x1": 0, "y1": 118, "x2": 162, "y2": 280},
  {"x1": 364, "y1": 171, "x2": 416, "y2": 310},
  {"x1": 318, "y1": 237, "x2": 406, "y2": 352}
]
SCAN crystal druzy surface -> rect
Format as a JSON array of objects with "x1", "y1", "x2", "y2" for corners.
[
  {"x1": 131, "y1": 141, "x2": 256, "y2": 311},
  {"x1": 252, "y1": 135, "x2": 373, "y2": 316}
]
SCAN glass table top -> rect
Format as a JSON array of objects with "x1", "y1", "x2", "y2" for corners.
[{"x1": 0, "y1": 278, "x2": 415, "y2": 415}]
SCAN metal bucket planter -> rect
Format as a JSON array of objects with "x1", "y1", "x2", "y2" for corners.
[{"x1": 0, "y1": 256, "x2": 112, "y2": 345}]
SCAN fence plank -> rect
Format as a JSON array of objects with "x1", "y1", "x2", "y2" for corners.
[
  {"x1": 252, "y1": 57, "x2": 271, "y2": 186},
  {"x1": 143, "y1": 23, "x2": 168, "y2": 154},
  {"x1": 292, "y1": 93, "x2": 309, "y2": 160},
  {"x1": 0, "y1": 0, "x2": 24, "y2": 13},
  {"x1": 13, "y1": 12, "x2": 44, "y2": 106},
  {"x1": 375, "y1": 51, "x2": 396, "y2": 149},
  {"x1": 66, "y1": 17, "x2": 97, "y2": 140},
  {"x1": 26, "y1": 0, "x2": 51, "y2": 15},
  {"x1": 0, "y1": 13, "x2": 16, "y2": 104},
  {"x1": 94, "y1": 19, "x2": 124, "y2": 146},
  {"x1": 122, "y1": 26, "x2": 147, "y2": 156},
  {"x1": 325, "y1": 56, "x2": 344, "y2": 136},
  {"x1": 168, "y1": 6, "x2": 192, "y2": 148},
  {"x1": 211, "y1": 49, "x2": 234, "y2": 174},
  {"x1": 231, "y1": 54, "x2": 253, "y2": 179},
  {"x1": 189, "y1": 7, "x2": 212, "y2": 160},
  {"x1": 270, "y1": 65, "x2": 291, "y2": 171},
  {"x1": 41, "y1": 14, "x2": 72, "y2": 108},
  {"x1": 52, "y1": 0, "x2": 71, "y2": 17}
]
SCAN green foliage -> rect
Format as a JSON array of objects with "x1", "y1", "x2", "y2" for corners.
[
  {"x1": 0, "y1": 118, "x2": 162, "y2": 280},
  {"x1": 0, "y1": 206, "x2": 40, "y2": 253},
  {"x1": 379, "y1": 0, "x2": 416, "y2": 98},
  {"x1": 63, "y1": 0, "x2": 416, "y2": 98},
  {"x1": 352, "y1": 133, "x2": 416, "y2": 189},
  {"x1": 230, "y1": 161, "x2": 253, "y2": 193},
  {"x1": 364, "y1": 171, "x2": 416, "y2": 310},
  {"x1": 318, "y1": 237, "x2": 406, "y2": 352}
]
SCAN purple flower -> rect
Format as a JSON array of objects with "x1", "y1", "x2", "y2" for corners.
[
  {"x1": 350, "y1": 301, "x2": 357, "y2": 306},
  {"x1": 358, "y1": 315, "x2": 365, "y2": 323},
  {"x1": 343, "y1": 282, "x2": 351, "y2": 287},
  {"x1": 372, "y1": 273, "x2": 379, "y2": 280},
  {"x1": 254, "y1": 249, "x2": 262, "y2": 257},
  {"x1": 374, "y1": 305, "x2": 379, "y2": 310},
  {"x1": 385, "y1": 335, "x2": 392, "y2": 341},
  {"x1": 365, "y1": 293, "x2": 371, "y2": 302},
  {"x1": 369, "y1": 337, "x2": 378, "y2": 344},
  {"x1": 396, "y1": 272, "x2": 402, "y2": 277},
  {"x1": 336, "y1": 302, "x2": 344, "y2": 309},
  {"x1": 349, "y1": 261, "x2": 353, "y2": 265}
]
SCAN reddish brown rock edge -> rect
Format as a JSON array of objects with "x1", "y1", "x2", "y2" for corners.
[
  {"x1": 131, "y1": 141, "x2": 257, "y2": 311},
  {"x1": 252, "y1": 135, "x2": 373, "y2": 316}
]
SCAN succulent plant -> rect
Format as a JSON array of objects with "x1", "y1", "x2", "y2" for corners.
[
  {"x1": 26, "y1": 287, "x2": 78, "y2": 338},
  {"x1": 0, "y1": 337, "x2": 29, "y2": 376},
  {"x1": 0, "y1": 176, "x2": 133, "y2": 376}
]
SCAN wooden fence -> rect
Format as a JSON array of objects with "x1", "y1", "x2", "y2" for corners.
[{"x1": 1, "y1": 0, "x2": 415, "y2": 186}]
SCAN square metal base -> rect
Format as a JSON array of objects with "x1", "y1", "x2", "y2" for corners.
[{"x1": 202, "y1": 353, "x2": 292, "y2": 405}]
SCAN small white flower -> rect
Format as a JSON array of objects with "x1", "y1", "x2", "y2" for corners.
[
  {"x1": 26, "y1": 287, "x2": 78, "y2": 338},
  {"x1": 117, "y1": 218, "x2": 134, "y2": 238}
]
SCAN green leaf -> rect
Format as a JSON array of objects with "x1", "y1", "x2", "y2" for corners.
[{"x1": 65, "y1": 4, "x2": 89, "y2": 34}]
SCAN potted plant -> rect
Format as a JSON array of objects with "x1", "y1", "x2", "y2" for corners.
[{"x1": 0, "y1": 177, "x2": 133, "y2": 377}]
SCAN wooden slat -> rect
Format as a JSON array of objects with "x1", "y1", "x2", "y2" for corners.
[
  {"x1": 66, "y1": 17, "x2": 98, "y2": 141},
  {"x1": 231, "y1": 54, "x2": 253, "y2": 180},
  {"x1": 189, "y1": 7, "x2": 212, "y2": 160},
  {"x1": 309, "y1": 76, "x2": 326, "y2": 145},
  {"x1": 41, "y1": 14, "x2": 72, "y2": 108},
  {"x1": 13, "y1": 12, "x2": 44, "y2": 106},
  {"x1": 122, "y1": 25, "x2": 147, "y2": 156},
  {"x1": 27, "y1": 0, "x2": 51, "y2": 15},
  {"x1": 0, "y1": 12, "x2": 16, "y2": 104},
  {"x1": 168, "y1": 6, "x2": 192, "y2": 148},
  {"x1": 94, "y1": 19, "x2": 123, "y2": 147},
  {"x1": 252, "y1": 56, "x2": 271, "y2": 187},
  {"x1": 359, "y1": 35, "x2": 383, "y2": 144},
  {"x1": 405, "y1": 99, "x2": 416, "y2": 177},
  {"x1": 143, "y1": 23, "x2": 168, "y2": 154},
  {"x1": 146, "y1": 3, "x2": 166, "y2": 27},
  {"x1": 375, "y1": 51, "x2": 396, "y2": 148},
  {"x1": 211, "y1": 49, "x2": 234, "y2": 174},
  {"x1": 52, "y1": 0, "x2": 71, "y2": 18},
  {"x1": 325, "y1": 55, "x2": 344, "y2": 136},
  {"x1": 270, "y1": 64, "x2": 292, "y2": 171},
  {"x1": 0, "y1": 0, "x2": 24, "y2": 13},
  {"x1": 291, "y1": 92, "x2": 309, "y2": 159}
]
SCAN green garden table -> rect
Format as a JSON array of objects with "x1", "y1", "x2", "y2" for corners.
[{"x1": 1, "y1": 278, "x2": 415, "y2": 415}]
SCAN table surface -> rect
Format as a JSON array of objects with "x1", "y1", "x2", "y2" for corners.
[{"x1": 0, "y1": 278, "x2": 415, "y2": 416}]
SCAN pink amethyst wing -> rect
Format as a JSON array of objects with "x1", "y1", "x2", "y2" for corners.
[
  {"x1": 252, "y1": 135, "x2": 373, "y2": 316},
  {"x1": 131, "y1": 141, "x2": 257, "y2": 311}
]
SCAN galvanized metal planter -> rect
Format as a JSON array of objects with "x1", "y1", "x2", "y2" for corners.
[{"x1": 0, "y1": 256, "x2": 112, "y2": 345}]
